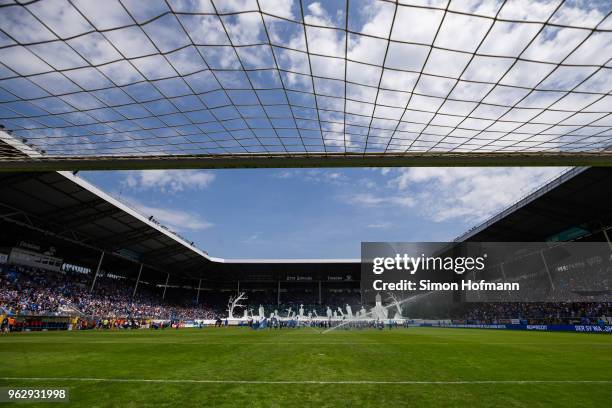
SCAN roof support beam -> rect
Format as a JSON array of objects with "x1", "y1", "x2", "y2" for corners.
[
  {"x1": 162, "y1": 273, "x2": 170, "y2": 300},
  {"x1": 195, "y1": 279, "x2": 202, "y2": 304},
  {"x1": 108, "y1": 227, "x2": 158, "y2": 248},
  {"x1": 0, "y1": 173, "x2": 40, "y2": 186},
  {"x1": 0, "y1": 201, "x2": 165, "y2": 273},
  {"x1": 604, "y1": 227, "x2": 612, "y2": 251},
  {"x1": 40, "y1": 198, "x2": 106, "y2": 220},
  {"x1": 0, "y1": 152, "x2": 611, "y2": 172},
  {"x1": 142, "y1": 243, "x2": 188, "y2": 261},
  {"x1": 133, "y1": 263, "x2": 143, "y2": 298},
  {"x1": 90, "y1": 251, "x2": 105, "y2": 293},
  {"x1": 58, "y1": 207, "x2": 123, "y2": 231}
]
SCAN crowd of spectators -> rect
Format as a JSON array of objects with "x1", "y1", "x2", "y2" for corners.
[
  {"x1": 457, "y1": 302, "x2": 610, "y2": 324},
  {"x1": 1, "y1": 263, "x2": 610, "y2": 326},
  {"x1": 0, "y1": 265, "x2": 79, "y2": 315},
  {"x1": 0, "y1": 264, "x2": 215, "y2": 320}
]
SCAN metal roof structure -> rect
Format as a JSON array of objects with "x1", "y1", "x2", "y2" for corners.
[
  {"x1": 456, "y1": 166, "x2": 612, "y2": 241},
  {"x1": 0, "y1": 121, "x2": 359, "y2": 282},
  {"x1": 0, "y1": 168, "x2": 359, "y2": 280},
  {"x1": 0, "y1": 0, "x2": 611, "y2": 170}
]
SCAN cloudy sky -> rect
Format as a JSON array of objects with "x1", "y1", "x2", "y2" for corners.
[
  {"x1": 0, "y1": 1, "x2": 608, "y2": 258},
  {"x1": 0, "y1": 0, "x2": 610, "y2": 154},
  {"x1": 82, "y1": 166, "x2": 566, "y2": 258}
]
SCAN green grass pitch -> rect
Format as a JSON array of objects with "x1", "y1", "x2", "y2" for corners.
[{"x1": 1, "y1": 327, "x2": 611, "y2": 407}]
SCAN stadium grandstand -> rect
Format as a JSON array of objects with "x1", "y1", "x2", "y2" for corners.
[
  {"x1": 0, "y1": 0, "x2": 609, "y2": 336},
  {"x1": 1, "y1": 164, "x2": 609, "y2": 329}
]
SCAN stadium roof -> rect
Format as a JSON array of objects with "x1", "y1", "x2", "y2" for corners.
[
  {"x1": 1, "y1": 163, "x2": 610, "y2": 281},
  {"x1": 456, "y1": 166, "x2": 612, "y2": 241},
  {"x1": 1, "y1": 0, "x2": 612, "y2": 170},
  {"x1": 0, "y1": 168, "x2": 359, "y2": 279},
  {"x1": 0, "y1": 120, "x2": 360, "y2": 280}
]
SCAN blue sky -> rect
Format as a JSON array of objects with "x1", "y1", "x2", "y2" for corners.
[
  {"x1": 82, "y1": 166, "x2": 565, "y2": 259},
  {"x1": 1, "y1": 0, "x2": 610, "y2": 156},
  {"x1": 0, "y1": 0, "x2": 605, "y2": 257}
]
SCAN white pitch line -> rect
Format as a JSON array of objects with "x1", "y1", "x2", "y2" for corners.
[
  {"x1": 1, "y1": 378, "x2": 611, "y2": 385},
  {"x1": 2, "y1": 341, "x2": 611, "y2": 346}
]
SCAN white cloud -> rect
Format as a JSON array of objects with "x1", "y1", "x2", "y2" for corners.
[
  {"x1": 125, "y1": 197, "x2": 213, "y2": 232},
  {"x1": 241, "y1": 232, "x2": 262, "y2": 243},
  {"x1": 259, "y1": 0, "x2": 294, "y2": 19},
  {"x1": 2, "y1": 0, "x2": 611, "y2": 156},
  {"x1": 346, "y1": 167, "x2": 567, "y2": 224},
  {"x1": 387, "y1": 167, "x2": 566, "y2": 222},
  {"x1": 367, "y1": 222, "x2": 393, "y2": 229},
  {"x1": 274, "y1": 170, "x2": 294, "y2": 179},
  {"x1": 124, "y1": 170, "x2": 215, "y2": 192},
  {"x1": 350, "y1": 192, "x2": 415, "y2": 208},
  {"x1": 284, "y1": 0, "x2": 610, "y2": 151},
  {"x1": 273, "y1": 169, "x2": 348, "y2": 184}
]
